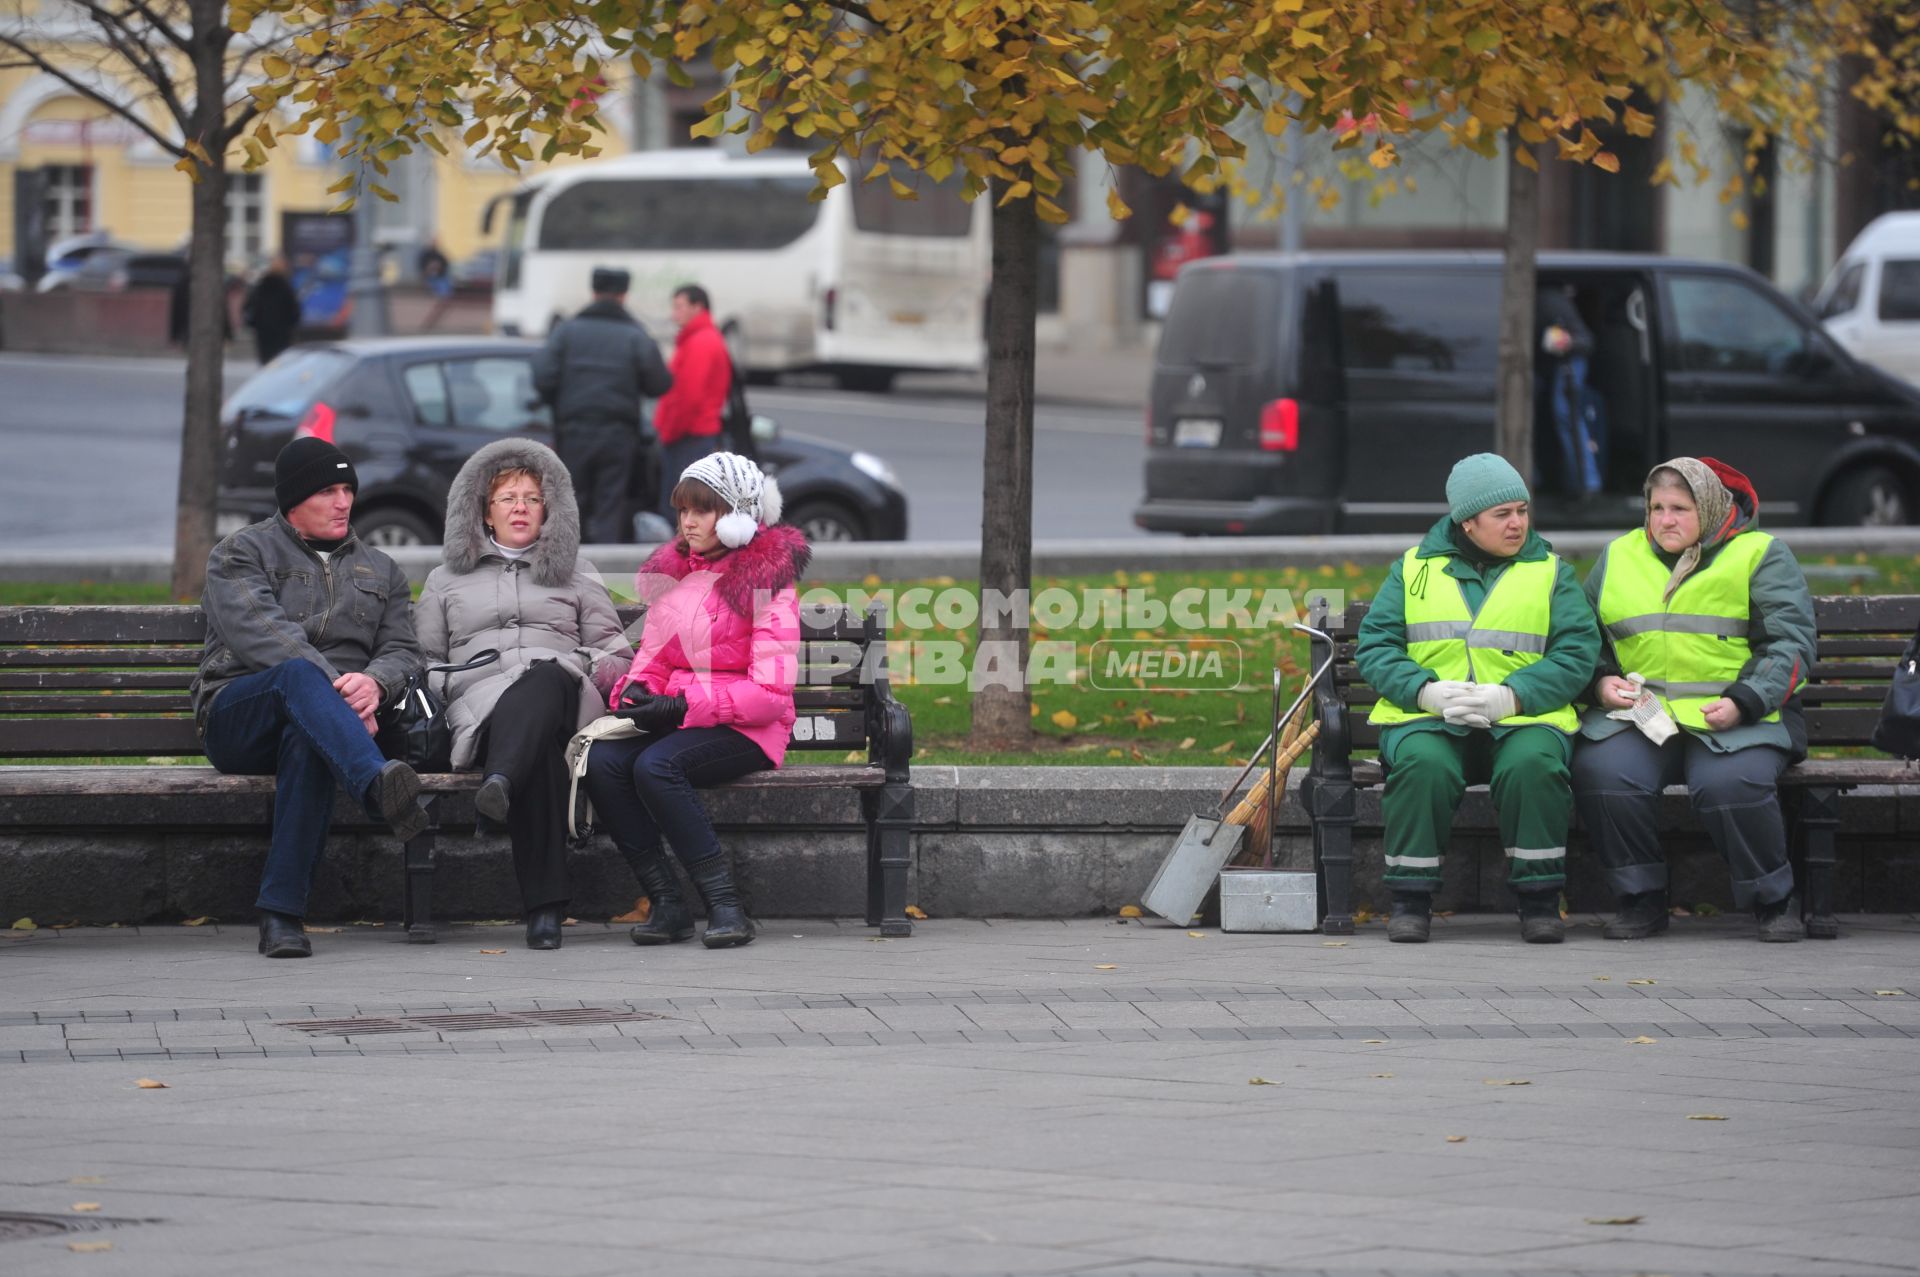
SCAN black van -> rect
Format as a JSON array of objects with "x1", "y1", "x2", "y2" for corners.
[{"x1": 1134, "y1": 251, "x2": 1920, "y2": 533}]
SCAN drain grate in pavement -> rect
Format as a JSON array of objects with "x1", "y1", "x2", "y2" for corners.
[
  {"x1": 281, "y1": 1008, "x2": 670, "y2": 1036},
  {"x1": 0, "y1": 1211, "x2": 157, "y2": 1244}
]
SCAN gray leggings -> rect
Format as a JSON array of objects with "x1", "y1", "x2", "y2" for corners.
[{"x1": 1571, "y1": 729, "x2": 1794, "y2": 909}]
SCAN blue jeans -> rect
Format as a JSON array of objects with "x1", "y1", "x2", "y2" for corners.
[
  {"x1": 583, "y1": 727, "x2": 770, "y2": 873},
  {"x1": 659, "y1": 434, "x2": 724, "y2": 515},
  {"x1": 201, "y1": 661, "x2": 392, "y2": 917}
]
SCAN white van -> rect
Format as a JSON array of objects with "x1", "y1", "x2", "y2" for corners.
[
  {"x1": 485, "y1": 149, "x2": 990, "y2": 391},
  {"x1": 1814, "y1": 212, "x2": 1920, "y2": 387}
]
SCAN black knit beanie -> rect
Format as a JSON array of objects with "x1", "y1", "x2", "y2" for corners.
[{"x1": 274, "y1": 437, "x2": 358, "y2": 513}]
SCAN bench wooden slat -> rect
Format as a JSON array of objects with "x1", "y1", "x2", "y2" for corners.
[
  {"x1": 0, "y1": 719, "x2": 203, "y2": 756},
  {"x1": 0, "y1": 607, "x2": 208, "y2": 644},
  {"x1": 1812, "y1": 595, "x2": 1920, "y2": 631},
  {"x1": 1815, "y1": 639, "x2": 1911, "y2": 658},
  {"x1": 0, "y1": 647, "x2": 204, "y2": 668},
  {"x1": 0, "y1": 670, "x2": 196, "y2": 691},
  {"x1": 0, "y1": 694, "x2": 195, "y2": 713}
]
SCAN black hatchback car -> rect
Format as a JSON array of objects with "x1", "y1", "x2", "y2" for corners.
[{"x1": 218, "y1": 337, "x2": 910, "y2": 545}]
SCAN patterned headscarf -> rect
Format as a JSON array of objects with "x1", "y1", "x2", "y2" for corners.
[{"x1": 1645, "y1": 456, "x2": 1734, "y2": 601}]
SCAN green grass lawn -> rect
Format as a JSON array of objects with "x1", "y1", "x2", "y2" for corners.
[{"x1": 8, "y1": 550, "x2": 1917, "y2": 767}]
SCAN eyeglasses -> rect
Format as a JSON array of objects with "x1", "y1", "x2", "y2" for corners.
[{"x1": 490, "y1": 494, "x2": 544, "y2": 510}]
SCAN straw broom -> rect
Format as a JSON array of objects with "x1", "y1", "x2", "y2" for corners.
[{"x1": 1225, "y1": 706, "x2": 1319, "y2": 866}]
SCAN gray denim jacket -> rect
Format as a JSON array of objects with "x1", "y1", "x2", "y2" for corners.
[{"x1": 191, "y1": 514, "x2": 424, "y2": 732}]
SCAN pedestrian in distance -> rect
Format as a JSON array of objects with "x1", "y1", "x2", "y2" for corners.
[
  {"x1": 653, "y1": 283, "x2": 733, "y2": 514},
  {"x1": 583, "y1": 453, "x2": 809, "y2": 950},
  {"x1": 531, "y1": 266, "x2": 674, "y2": 545},
  {"x1": 1355, "y1": 452, "x2": 1601, "y2": 944},
  {"x1": 192, "y1": 438, "x2": 428, "y2": 959},
  {"x1": 241, "y1": 255, "x2": 303, "y2": 366},
  {"x1": 1573, "y1": 457, "x2": 1816, "y2": 942},
  {"x1": 413, "y1": 439, "x2": 634, "y2": 950}
]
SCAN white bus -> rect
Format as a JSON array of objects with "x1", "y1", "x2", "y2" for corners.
[{"x1": 486, "y1": 149, "x2": 989, "y2": 391}]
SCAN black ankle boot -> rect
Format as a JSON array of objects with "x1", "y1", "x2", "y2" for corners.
[
  {"x1": 1517, "y1": 890, "x2": 1566, "y2": 944},
  {"x1": 627, "y1": 850, "x2": 695, "y2": 946},
  {"x1": 1387, "y1": 891, "x2": 1431, "y2": 943},
  {"x1": 367, "y1": 760, "x2": 428, "y2": 841},
  {"x1": 258, "y1": 910, "x2": 311, "y2": 958},
  {"x1": 475, "y1": 773, "x2": 511, "y2": 824},
  {"x1": 688, "y1": 856, "x2": 756, "y2": 949},
  {"x1": 1604, "y1": 891, "x2": 1670, "y2": 940},
  {"x1": 525, "y1": 904, "x2": 564, "y2": 951}
]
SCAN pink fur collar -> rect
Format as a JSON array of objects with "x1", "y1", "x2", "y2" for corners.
[{"x1": 637, "y1": 523, "x2": 811, "y2": 616}]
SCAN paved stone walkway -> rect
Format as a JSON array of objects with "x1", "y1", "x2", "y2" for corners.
[{"x1": 5, "y1": 913, "x2": 1919, "y2": 1276}]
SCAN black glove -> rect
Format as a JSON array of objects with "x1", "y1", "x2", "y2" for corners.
[
  {"x1": 617, "y1": 692, "x2": 688, "y2": 734},
  {"x1": 617, "y1": 682, "x2": 652, "y2": 711}
]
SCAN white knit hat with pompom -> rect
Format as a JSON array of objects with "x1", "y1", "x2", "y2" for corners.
[{"x1": 679, "y1": 451, "x2": 783, "y2": 548}]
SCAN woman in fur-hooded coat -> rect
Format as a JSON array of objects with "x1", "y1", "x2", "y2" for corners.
[
  {"x1": 584, "y1": 450, "x2": 810, "y2": 951},
  {"x1": 414, "y1": 437, "x2": 633, "y2": 948}
]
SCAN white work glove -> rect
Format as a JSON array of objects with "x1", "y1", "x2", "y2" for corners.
[
  {"x1": 1416, "y1": 680, "x2": 1476, "y2": 717},
  {"x1": 1443, "y1": 683, "x2": 1517, "y2": 730}
]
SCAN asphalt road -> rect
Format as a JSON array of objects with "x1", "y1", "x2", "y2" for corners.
[{"x1": 0, "y1": 353, "x2": 1147, "y2": 551}]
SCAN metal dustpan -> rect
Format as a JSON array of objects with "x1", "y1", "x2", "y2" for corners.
[{"x1": 1219, "y1": 642, "x2": 1330, "y2": 933}]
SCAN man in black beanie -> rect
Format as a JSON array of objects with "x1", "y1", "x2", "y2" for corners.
[
  {"x1": 191, "y1": 437, "x2": 426, "y2": 958},
  {"x1": 532, "y1": 264, "x2": 673, "y2": 543}
]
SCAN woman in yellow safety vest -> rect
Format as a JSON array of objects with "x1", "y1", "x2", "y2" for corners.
[
  {"x1": 1572, "y1": 457, "x2": 1816, "y2": 942},
  {"x1": 1355, "y1": 453, "x2": 1601, "y2": 945}
]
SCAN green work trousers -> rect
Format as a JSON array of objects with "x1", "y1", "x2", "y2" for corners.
[{"x1": 1379, "y1": 725, "x2": 1571, "y2": 896}]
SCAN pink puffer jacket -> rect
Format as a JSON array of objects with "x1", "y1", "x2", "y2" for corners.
[{"x1": 608, "y1": 523, "x2": 810, "y2": 768}]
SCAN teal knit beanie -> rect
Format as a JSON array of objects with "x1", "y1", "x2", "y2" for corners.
[{"x1": 1446, "y1": 452, "x2": 1530, "y2": 523}]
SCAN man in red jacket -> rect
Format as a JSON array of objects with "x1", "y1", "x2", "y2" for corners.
[{"x1": 653, "y1": 284, "x2": 733, "y2": 514}]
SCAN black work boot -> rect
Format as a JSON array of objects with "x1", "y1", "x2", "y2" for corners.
[
  {"x1": 1603, "y1": 891, "x2": 1670, "y2": 940},
  {"x1": 1387, "y1": 891, "x2": 1432, "y2": 944},
  {"x1": 475, "y1": 773, "x2": 511, "y2": 824},
  {"x1": 688, "y1": 856, "x2": 757, "y2": 949},
  {"x1": 257, "y1": 910, "x2": 312, "y2": 959},
  {"x1": 367, "y1": 759, "x2": 428, "y2": 842},
  {"x1": 525, "y1": 903, "x2": 564, "y2": 951},
  {"x1": 1755, "y1": 894, "x2": 1806, "y2": 943},
  {"x1": 627, "y1": 849, "x2": 695, "y2": 946},
  {"x1": 1516, "y1": 890, "x2": 1566, "y2": 944}
]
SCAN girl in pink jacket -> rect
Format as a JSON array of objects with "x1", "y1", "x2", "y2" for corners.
[{"x1": 584, "y1": 452, "x2": 808, "y2": 948}]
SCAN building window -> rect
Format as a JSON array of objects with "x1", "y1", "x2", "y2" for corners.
[
  {"x1": 43, "y1": 165, "x2": 93, "y2": 238},
  {"x1": 226, "y1": 173, "x2": 266, "y2": 267}
]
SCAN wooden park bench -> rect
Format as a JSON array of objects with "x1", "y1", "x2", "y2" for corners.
[
  {"x1": 0, "y1": 601, "x2": 914, "y2": 940},
  {"x1": 1300, "y1": 594, "x2": 1920, "y2": 939}
]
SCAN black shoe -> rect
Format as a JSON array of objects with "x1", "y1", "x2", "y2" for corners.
[
  {"x1": 368, "y1": 760, "x2": 428, "y2": 842},
  {"x1": 1755, "y1": 895, "x2": 1806, "y2": 943},
  {"x1": 688, "y1": 856, "x2": 757, "y2": 949},
  {"x1": 1517, "y1": 890, "x2": 1565, "y2": 944},
  {"x1": 626, "y1": 848, "x2": 696, "y2": 945},
  {"x1": 475, "y1": 773, "x2": 511, "y2": 824},
  {"x1": 1603, "y1": 891, "x2": 1670, "y2": 940},
  {"x1": 257, "y1": 910, "x2": 311, "y2": 958},
  {"x1": 525, "y1": 904, "x2": 564, "y2": 951},
  {"x1": 1387, "y1": 891, "x2": 1431, "y2": 944}
]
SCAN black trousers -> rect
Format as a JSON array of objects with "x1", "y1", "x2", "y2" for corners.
[
  {"x1": 477, "y1": 661, "x2": 579, "y2": 911},
  {"x1": 556, "y1": 427, "x2": 636, "y2": 544}
]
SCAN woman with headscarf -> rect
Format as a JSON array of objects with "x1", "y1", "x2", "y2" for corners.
[
  {"x1": 1573, "y1": 457, "x2": 1817, "y2": 942},
  {"x1": 584, "y1": 452, "x2": 809, "y2": 949}
]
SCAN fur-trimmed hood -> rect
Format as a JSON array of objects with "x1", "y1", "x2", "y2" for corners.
[
  {"x1": 637, "y1": 522, "x2": 811, "y2": 617},
  {"x1": 442, "y1": 438, "x2": 581, "y2": 587}
]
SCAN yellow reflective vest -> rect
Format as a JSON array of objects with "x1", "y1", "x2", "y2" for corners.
[
  {"x1": 1595, "y1": 529, "x2": 1790, "y2": 730},
  {"x1": 1369, "y1": 548, "x2": 1579, "y2": 732}
]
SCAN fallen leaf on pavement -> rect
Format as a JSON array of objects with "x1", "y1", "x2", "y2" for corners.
[
  {"x1": 1118, "y1": 905, "x2": 1143, "y2": 918},
  {"x1": 1627, "y1": 978, "x2": 1656, "y2": 986},
  {"x1": 1874, "y1": 990, "x2": 1906, "y2": 997},
  {"x1": 562, "y1": 917, "x2": 579, "y2": 926},
  {"x1": 1370, "y1": 1072, "x2": 1394, "y2": 1079},
  {"x1": 10, "y1": 917, "x2": 36, "y2": 931},
  {"x1": 611, "y1": 898, "x2": 652, "y2": 924},
  {"x1": 1432, "y1": 910, "x2": 1455, "y2": 918},
  {"x1": 181, "y1": 916, "x2": 214, "y2": 927},
  {"x1": 67, "y1": 1241, "x2": 112, "y2": 1253},
  {"x1": 867, "y1": 938, "x2": 891, "y2": 943},
  {"x1": 1363, "y1": 1039, "x2": 1386, "y2": 1044},
  {"x1": 1187, "y1": 931, "x2": 1207, "y2": 939},
  {"x1": 1686, "y1": 1114, "x2": 1728, "y2": 1121},
  {"x1": 1248, "y1": 1077, "x2": 1279, "y2": 1086},
  {"x1": 1593, "y1": 976, "x2": 1612, "y2": 982},
  {"x1": 1445, "y1": 1135, "x2": 1466, "y2": 1143},
  {"x1": 1352, "y1": 907, "x2": 1374, "y2": 924},
  {"x1": 133, "y1": 1078, "x2": 168, "y2": 1089},
  {"x1": 305, "y1": 926, "x2": 340, "y2": 934},
  {"x1": 1321, "y1": 941, "x2": 1348, "y2": 947},
  {"x1": 1584, "y1": 1216, "x2": 1642, "y2": 1226},
  {"x1": 1627, "y1": 1035, "x2": 1659, "y2": 1045},
  {"x1": 71, "y1": 1203, "x2": 101, "y2": 1212},
  {"x1": 1483, "y1": 1079, "x2": 1531, "y2": 1087},
  {"x1": 905, "y1": 905, "x2": 929, "y2": 920},
  {"x1": 1094, "y1": 964, "x2": 1117, "y2": 970},
  {"x1": 69, "y1": 1177, "x2": 104, "y2": 1186},
  {"x1": 478, "y1": 949, "x2": 506, "y2": 955}
]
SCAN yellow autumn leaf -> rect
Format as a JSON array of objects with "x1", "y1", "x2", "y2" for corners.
[
  {"x1": 1874, "y1": 990, "x2": 1906, "y2": 997},
  {"x1": 1627, "y1": 978, "x2": 1656, "y2": 986},
  {"x1": 1626, "y1": 1035, "x2": 1659, "y2": 1045},
  {"x1": 1686, "y1": 1114, "x2": 1729, "y2": 1121},
  {"x1": 1483, "y1": 1079, "x2": 1531, "y2": 1087},
  {"x1": 479, "y1": 948, "x2": 507, "y2": 955},
  {"x1": 181, "y1": 916, "x2": 214, "y2": 927},
  {"x1": 134, "y1": 1078, "x2": 168, "y2": 1089},
  {"x1": 71, "y1": 1202, "x2": 102, "y2": 1212},
  {"x1": 1445, "y1": 1135, "x2": 1467, "y2": 1143},
  {"x1": 10, "y1": 917, "x2": 35, "y2": 931},
  {"x1": 1049, "y1": 709, "x2": 1078, "y2": 730},
  {"x1": 1186, "y1": 931, "x2": 1207, "y2": 939},
  {"x1": 1094, "y1": 964, "x2": 1117, "y2": 970},
  {"x1": 68, "y1": 1241, "x2": 113, "y2": 1253},
  {"x1": 1248, "y1": 1077, "x2": 1279, "y2": 1086},
  {"x1": 1118, "y1": 905, "x2": 1143, "y2": 918},
  {"x1": 1592, "y1": 150, "x2": 1621, "y2": 173},
  {"x1": 905, "y1": 905, "x2": 929, "y2": 920}
]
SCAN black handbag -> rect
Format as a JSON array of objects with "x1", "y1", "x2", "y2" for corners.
[
  {"x1": 1871, "y1": 630, "x2": 1920, "y2": 758},
  {"x1": 377, "y1": 649, "x2": 502, "y2": 772}
]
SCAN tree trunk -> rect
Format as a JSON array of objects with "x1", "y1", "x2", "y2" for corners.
[
  {"x1": 170, "y1": 0, "x2": 233, "y2": 601},
  {"x1": 967, "y1": 177, "x2": 1038, "y2": 751},
  {"x1": 1495, "y1": 136, "x2": 1539, "y2": 479}
]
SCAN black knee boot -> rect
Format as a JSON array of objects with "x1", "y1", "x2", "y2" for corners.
[
  {"x1": 627, "y1": 848, "x2": 695, "y2": 946},
  {"x1": 687, "y1": 856, "x2": 756, "y2": 949}
]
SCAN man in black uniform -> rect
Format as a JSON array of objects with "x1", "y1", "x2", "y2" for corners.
[{"x1": 532, "y1": 267, "x2": 673, "y2": 543}]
